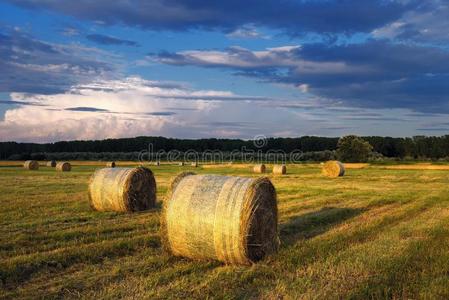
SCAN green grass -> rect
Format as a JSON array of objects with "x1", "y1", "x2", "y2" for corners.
[{"x1": 0, "y1": 162, "x2": 448, "y2": 299}]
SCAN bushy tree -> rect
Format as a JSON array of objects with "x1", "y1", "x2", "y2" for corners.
[{"x1": 337, "y1": 135, "x2": 373, "y2": 162}]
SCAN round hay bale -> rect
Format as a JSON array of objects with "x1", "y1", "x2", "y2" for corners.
[
  {"x1": 253, "y1": 164, "x2": 266, "y2": 173},
  {"x1": 24, "y1": 160, "x2": 39, "y2": 170},
  {"x1": 56, "y1": 162, "x2": 71, "y2": 172},
  {"x1": 322, "y1": 161, "x2": 345, "y2": 178},
  {"x1": 161, "y1": 173, "x2": 278, "y2": 265},
  {"x1": 273, "y1": 165, "x2": 287, "y2": 175},
  {"x1": 46, "y1": 160, "x2": 56, "y2": 167},
  {"x1": 153, "y1": 161, "x2": 160, "y2": 166},
  {"x1": 178, "y1": 162, "x2": 185, "y2": 166},
  {"x1": 191, "y1": 162, "x2": 198, "y2": 167},
  {"x1": 106, "y1": 161, "x2": 116, "y2": 168},
  {"x1": 88, "y1": 167, "x2": 156, "y2": 212}
]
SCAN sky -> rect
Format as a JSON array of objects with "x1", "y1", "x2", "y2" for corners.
[{"x1": 0, "y1": 0, "x2": 449, "y2": 142}]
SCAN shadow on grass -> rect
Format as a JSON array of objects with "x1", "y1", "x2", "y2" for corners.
[{"x1": 280, "y1": 207, "x2": 365, "y2": 246}]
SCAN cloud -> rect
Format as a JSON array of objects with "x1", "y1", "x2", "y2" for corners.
[
  {"x1": 65, "y1": 106, "x2": 110, "y2": 112},
  {"x1": 86, "y1": 34, "x2": 139, "y2": 46},
  {"x1": 372, "y1": 0, "x2": 449, "y2": 43},
  {"x1": 226, "y1": 26, "x2": 269, "y2": 40},
  {"x1": 0, "y1": 29, "x2": 117, "y2": 94},
  {"x1": 6, "y1": 0, "x2": 413, "y2": 36},
  {"x1": 151, "y1": 41, "x2": 449, "y2": 113}
]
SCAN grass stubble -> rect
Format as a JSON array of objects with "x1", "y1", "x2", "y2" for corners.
[{"x1": 0, "y1": 162, "x2": 448, "y2": 299}]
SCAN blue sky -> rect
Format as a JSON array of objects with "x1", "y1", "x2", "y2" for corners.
[{"x1": 1, "y1": 0, "x2": 449, "y2": 142}]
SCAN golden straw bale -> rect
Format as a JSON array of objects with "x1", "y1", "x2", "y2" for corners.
[
  {"x1": 191, "y1": 162, "x2": 198, "y2": 167},
  {"x1": 88, "y1": 167, "x2": 156, "y2": 212},
  {"x1": 24, "y1": 160, "x2": 39, "y2": 170},
  {"x1": 253, "y1": 164, "x2": 266, "y2": 173},
  {"x1": 273, "y1": 165, "x2": 287, "y2": 175},
  {"x1": 178, "y1": 162, "x2": 185, "y2": 166},
  {"x1": 46, "y1": 160, "x2": 56, "y2": 167},
  {"x1": 153, "y1": 161, "x2": 160, "y2": 166},
  {"x1": 161, "y1": 172, "x2": 278, "y2": 265},
  {"x1": 56, "y1": 162, "x2": 71, "y2": 172},
  {"x1": 106, "y1": 161, "x2": 116, "y2": 168},
  {"x1": 322, "y1": 161, "x2": 345, "y2": 178}
]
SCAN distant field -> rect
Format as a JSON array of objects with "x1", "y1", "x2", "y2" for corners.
[{"x1": 0, "y1": 162, "x2": 448, "y2": 299}]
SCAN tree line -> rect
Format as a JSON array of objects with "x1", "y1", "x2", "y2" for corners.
[{"x1": 1, "y1": 135, "x2": 449, "y2": 161}]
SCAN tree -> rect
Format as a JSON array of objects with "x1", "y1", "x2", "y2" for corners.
[{"x1": 337, "y1": 135, "x2": 373, "y2": 162}]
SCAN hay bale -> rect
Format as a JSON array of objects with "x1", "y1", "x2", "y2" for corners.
[
  {"x1": 191, "y1": 162, "x2": 198, "y2": 167},
  {"x1": 153, "y1": 161, "x2": 160, "y2": 166},
  {"x1": 46, "y1": 160, "x2": 56, "y2": 167},
  {"x1": 178, "y1": 162, "x2": 184, "y2": 166},
  {"x1": 106, "y1": 161, "x2": 116, "y2": 168},
  {"x1": 322, "y1": 161, "x2": 345, "y2": 178},
  {"x1": 253, "y1": 164, "x2": 266, "y2": 173},
  {"x1": 161, "y1": 173, "x2": 278, "y2": 265},
  {"x1": 56, "y1": 162, "x2": 71, "y2": 172},
  {"x1": 88, "y1": 167, "x2": 156, "y2": 212},
  {"x1": 273, "y1": 165, "x2": 287, "y2": 175},
  {"x1": 24, "y1": 160, "x2": 39, "y2": 170}
]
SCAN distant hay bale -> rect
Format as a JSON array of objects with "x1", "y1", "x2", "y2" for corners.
[
  {"x1": 273, "y1": 165, "x2": 287, "y2": 175},
  {"x1": 161, "y1": 173, "x2": 278, "y2": 265},
  {"x1": 46, "y1": 160, "x2": 56, "y2": 167},
  {"x1": 24, "y1": 160, "x2": 39, "y2": 170},
  {"x1": 88, "y1": 167, "x2": 156, "y2": 212},
  {"x1": 322, "y1": 161, "x2": 345, "y2": 178},
  {"x1": 106, "y1": 161, "x2": 116, "y2": 168},
  {"x1": 253, "y1": 164, "x2": 266, "y2": 173},
  {"x1": 178, "y1": 162, "x2": 184, "y2": 166},
  {"x1": 191, "y1": 162, "x2": 198, "y2": 167},
  {"x1": 56, "y1": 162, "x2": 71, "y2": 172},
  {"x1": 153, "y1": 161, "x2": 160, "y2": 166}
]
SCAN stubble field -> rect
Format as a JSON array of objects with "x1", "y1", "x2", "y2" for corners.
[{"x1": 0, "y1": 161, "x2": 448, "y2": 299}]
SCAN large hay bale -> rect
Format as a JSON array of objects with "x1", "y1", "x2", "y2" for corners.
[
  {"x1": 273, "y1": 165, "x2": 287, "y2": 175},
  {"x1": 322, "y1": 161, "x2": 345, "y2": 178},
  {"x1": 24, "y1": 160, "x2": 39, "y2": 170},
  {"x1": 161, "y1": 173, "x2": 278, "y2": 265},
  {"x1": 46, "y1": 160, "x2": 56, "y2": 167},
  {"x1": 106, "y1": 161, "x2": 116, "y2": 168},
  {"x1": 253, "y1": 164, "x2": 266, "y2": 173},
  {"x1": 56, "y1": 162, "x2": 71, "y2": 172},
  {"x1": 88, "y1": 167, "x2": 156, "y2": 212}
]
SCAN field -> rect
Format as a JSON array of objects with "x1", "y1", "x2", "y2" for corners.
[{"x1": 1, "y1": 162, "x2": 448, "y2": 299}]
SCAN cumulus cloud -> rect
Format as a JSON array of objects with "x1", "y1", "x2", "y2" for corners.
[
  {"x1": 0, "y1": 76, "x2": 297, "y2": 141},
  {"x1": 150, "y1": 42, "x2": 449, "y2": 112},
  {"x1": 6, "y1": 0, "x2": 412, "y2": 36},
  {"x1": 0, "y1": 29, "x2": 118, "y2": 94}
]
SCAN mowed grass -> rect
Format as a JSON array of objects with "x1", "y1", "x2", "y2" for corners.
[{"x1": 0, "y1": 162, "x2": 448, "y2": 299}]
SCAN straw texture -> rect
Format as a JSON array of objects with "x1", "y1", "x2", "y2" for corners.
[
  {"x1": 273, "y1": 165, "x2": 287, "y2": 175},
  {"x1": 253, "y1": 164, "x2": 266, "y2": 173},
  {"x1": 106, "y1": 161, "x2": 116, "y2": 168},
  {"x1": 161, "y1": 173, "x2": 278, "y2": 265},
  {"x1": 88, "y1": 167, "x2": 156, "y2": 212},
  {"x1": 24, "y1": 160, "x2": 39, "y2": 170},
  {"x1": 322, "y1": 161, "x2": 345, "y2": 177},
  {"x1": 46, "y1": 160, "x2": 56, "y2": 167},
  {"x1": 56, "y1": 162, "x2": 71, "y2": 172}
]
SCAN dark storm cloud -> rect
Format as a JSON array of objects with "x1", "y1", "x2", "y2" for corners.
[
  {"x1": 152, "y1": 41, "x2": 449, "y2": 112},
  {"x1": 0, "y1": 30, "x2": 115, "y2": 94},
  {"x1": 86, "y1": 34, "x2": 139, "y2": 47},
  {"x1": 5, "y1": 0, "x2": 414, "y2": 36}
]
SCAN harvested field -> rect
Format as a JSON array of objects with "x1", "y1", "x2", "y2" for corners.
[{"x1": 0, "y1": 162, "x2": 448, "y2": 299}]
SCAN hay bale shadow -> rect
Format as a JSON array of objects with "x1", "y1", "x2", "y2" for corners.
[{"x1": 280, "y1": 207, "x2": 365, "y2": 246}]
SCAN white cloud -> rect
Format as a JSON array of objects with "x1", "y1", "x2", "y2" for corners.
[{"x1": 226, "y1": 25, "x2": 270, "y2": 39}]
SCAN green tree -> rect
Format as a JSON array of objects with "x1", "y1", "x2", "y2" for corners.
[{"x1": 337, "y1": 135, "x2": 373, "y2": 162}]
